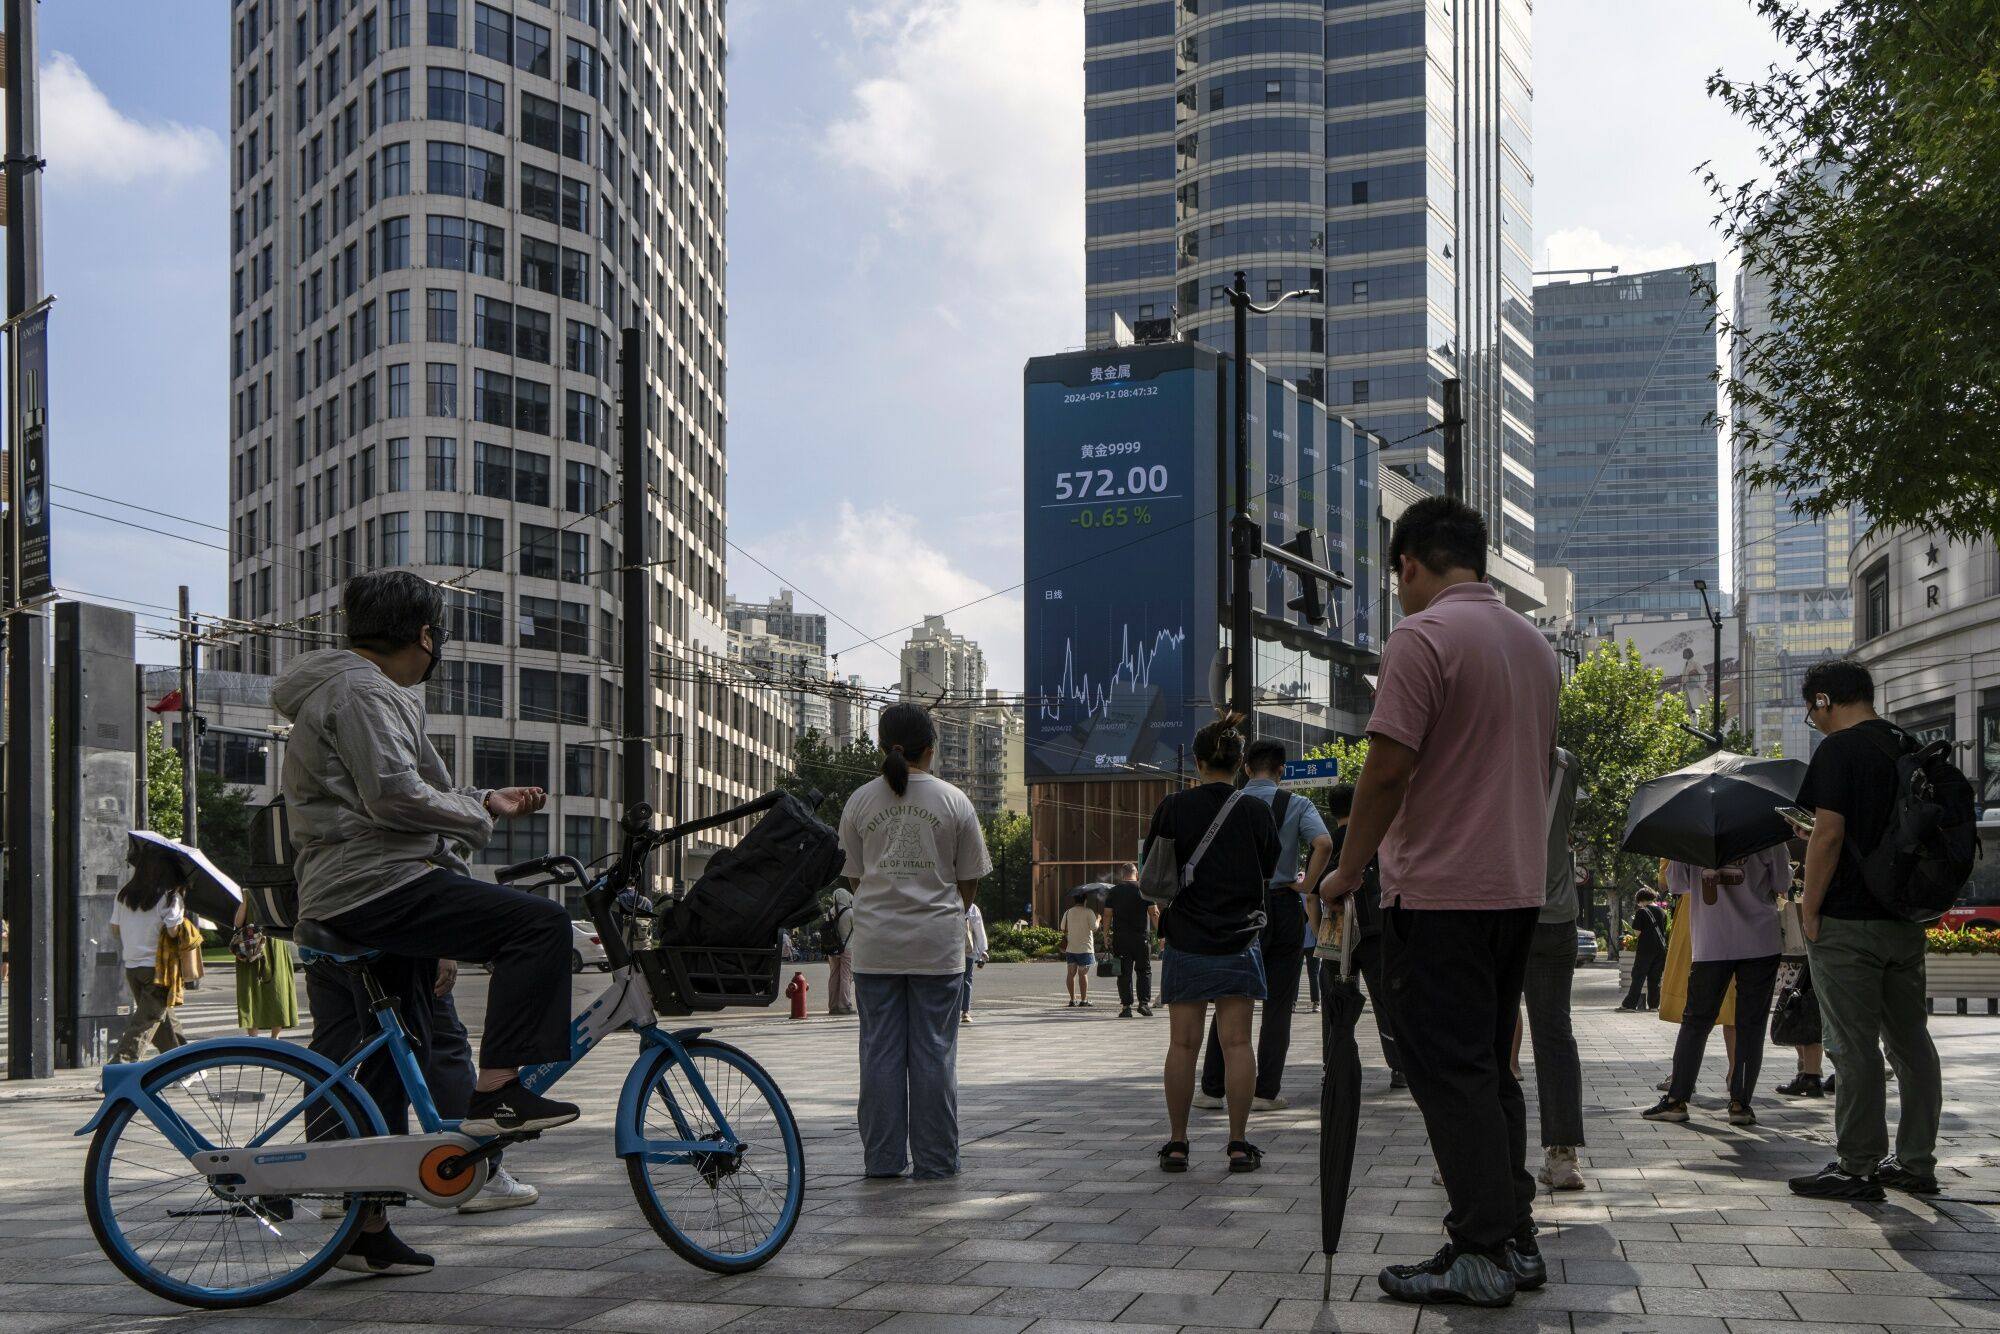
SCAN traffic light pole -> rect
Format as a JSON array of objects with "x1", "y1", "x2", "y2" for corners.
[
  {"x1": 1228, "y1": 273, "x2": 1255, "y2": 743},
  {"x1": 178, "y1": 586, "x2": 197, "y2": 845},
  {"x1": 4, "y1": 0, "x2": 53, "y2": 1079}
]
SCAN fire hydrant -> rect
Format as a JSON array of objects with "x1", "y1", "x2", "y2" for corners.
[{"x1": 786, "y1": 972, "x2": 809, "y2": 1020}]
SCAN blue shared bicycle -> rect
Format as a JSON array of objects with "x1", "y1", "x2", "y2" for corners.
[{"x1": 79, "y1": 794, "x2": 808, "y2": 1309}]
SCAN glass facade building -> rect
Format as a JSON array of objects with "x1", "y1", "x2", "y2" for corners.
[
  {"x1": 1731, "y1": 265, "x2": 1853, "y2": 758},
  {"x1": 224, "y1": 0, "x2": 789, "y2": 897},
  {"x1": 1082, "y1": 0, "x2": 1539, "y2": 607},
  {"x1": 1532, "y1": 266, "x2": 1721, "y2": 622}
]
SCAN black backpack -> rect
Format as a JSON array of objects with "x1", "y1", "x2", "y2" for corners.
[
  {"x1": 239, "y1": 796, "x2": 301, "y2": 933},
  {"x1": 668, "y1": 793, "x2": 845, "y2": 948},
  {"x1": 1851, "y1": 725, "x2": 1978, "y2": 923}
]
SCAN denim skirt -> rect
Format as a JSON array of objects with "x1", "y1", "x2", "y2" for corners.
[{"x1": 1159, "y1": 942, "x2": 1266, "y2": 1004}]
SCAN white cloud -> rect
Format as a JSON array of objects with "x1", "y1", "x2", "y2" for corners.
[
  {"x1": 826, "y1": 0, "x2": 1083, "y2": 320},
  {"x1": 744, "y1": 501, "x2": 1025, "y2": 693},
  {"x1": 42, "y1": 52, "x2": 222, "y2": 187},
  {"x1": 1536, "y1": 226, "x2": 1702, "y2": 281}
]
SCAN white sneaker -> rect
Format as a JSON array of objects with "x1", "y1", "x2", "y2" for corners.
[
  {"x1": 1191, "y1": 1092, "x2": 1225, "y2": 1109},
  {"x1": 458, "y1": 1166, "x2": 539, "y2": 1213},
  {"x1": 1538, "y1": 1145, "x2": 1586, "y2": 1191},
  {"x1": 1251, "y1": 1095, "x2": 1289, "y2": 1111}
]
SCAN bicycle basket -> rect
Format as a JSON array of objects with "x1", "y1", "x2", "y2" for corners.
[{"x1": 653, "y1": 944, "x2": 782, "y2": 1012}]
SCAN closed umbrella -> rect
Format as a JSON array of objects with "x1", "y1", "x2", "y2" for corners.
[
  {"x1": 1316, "y1": 901, "x2": 1363, "y2": 1301},
  {"x1": 1620, "y1": 751, "x2": 1808, "y2": 870},
  {"x1": 126, "y1": 830, "x2": 244, "y2": 925}
]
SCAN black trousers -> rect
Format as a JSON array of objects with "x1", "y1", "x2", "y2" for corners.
[
  {"x1": 1352, "y1": 933, "x2": 1402, "y2": 1074},
  {"x1": 1200, "y1": 941, "x2": 1304, "y2": 1100},
  {"x1": 1623, "y1": 941, "x2": 1665, "y2": 1009},
  {"x1": 1523, "y1": 920, "x2": 1584, "y2": 1147},
  {"x1": 321, "y1": 869, "x2": 572, "y2": 1072},
  {"x1": 1668, "y1": 954, "x2": 1780, "y2": 1104},
  {"x1": 1114, "y1": 948, "x2": 1153, "y2": 1007},
  {"x1": 305, "y1": 953, "x2": 437, "y2": 1137},
  {"x1": 305, "y1": 958, "x2": 485, "y2": 1150},
  {"x1": 1385, "y1": 904, "x2": 1539, "y2": 1258}
]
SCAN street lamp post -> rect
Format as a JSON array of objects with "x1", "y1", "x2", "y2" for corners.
[
  {"x1": 1694, "y1": 579, "x2": 1724, "y2": 742},
  {"x1": 1226, "y1": 270, "x2": 1321, "y2": 743}
]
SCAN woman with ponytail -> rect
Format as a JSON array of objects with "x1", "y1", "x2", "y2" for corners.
[{"x1": 838, "y1": 703, "x2": 993, "y2": 1179}]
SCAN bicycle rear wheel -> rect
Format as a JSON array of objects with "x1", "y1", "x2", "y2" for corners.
[
  {"x1": 84, "y1": 1044, "x2": 373, "y2": 1308},
  {"x1": 624, "y1": 1038, "x2": 804, "y2": 1272}
]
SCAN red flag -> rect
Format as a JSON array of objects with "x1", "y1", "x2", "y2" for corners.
[{"x1": 149, "y1": 689, "x2": 183, "y2": 714}]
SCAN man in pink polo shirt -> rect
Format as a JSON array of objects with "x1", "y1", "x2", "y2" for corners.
[{"x1": 1320, "y1": 496, "x2": 1559, "y2": 1309}]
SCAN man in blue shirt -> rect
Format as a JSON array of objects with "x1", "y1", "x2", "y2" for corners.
[{"x1": 1194, "y1": 739, "x2": 1335, "y2": 1109}]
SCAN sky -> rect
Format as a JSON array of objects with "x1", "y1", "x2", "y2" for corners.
[{"x1": 34, "y1": 0, "x2": 1785, "y2": 677}]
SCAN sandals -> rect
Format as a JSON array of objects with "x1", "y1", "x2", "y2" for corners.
[
  {"x1": 1226, "y1": 1140, "x2": 1264, "y2": 1173},
  {"x1": 1158, "y1": 1140, "x2": 1189, "y2": 1173}
]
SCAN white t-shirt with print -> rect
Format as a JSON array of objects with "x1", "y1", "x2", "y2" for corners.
[
  {"x1": 839, "y1": 773, "x2": 992, "y2": 975},
  {"x1": 111, "y1": 893, "x2": 185, "y2": 971}
]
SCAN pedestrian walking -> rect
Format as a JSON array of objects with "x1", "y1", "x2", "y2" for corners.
[
  {"x1": 1789, "y1": 660, "x2": 1943, "y2": 1201},
  {"x1": 826, "y1": 885, "x2": 857, "y2": 1015},
  {"x1": 231, "y1": 899, "x2": 299, "y2": 1038},
  {"x1": 1643, "y1": 845, "x2": 1787, "y2": 1127},
  {"x1": 109, "y1": 872, "x2": 191, "y2": 1064},
  {"x1": 961, "y1": 901, "x2": 988, "y2": 1023},
  {"x1": 1061, "y1": 891, "x2": 1098, "y2": 1007},
  {"x1": 1194, "y1": 738, "x2": 1333, "y2": 1111},
  {"x1": 1620, "y1": 889, "x2": 1669, "y2": 1010},
  {"x1": 1102, "y1": 862, "x2": 1158, "y2": 1017},
  {"x1": 1317, "y1": 496, "x2": 1558, "y2": 1308},
  {"x1": 1150, "y1": 718, "x2": 1278, "y2": 1174},
  {"x1": 839, "y1": 703, "x2": 991, "y2": 1181},
  {"x1": 1524, "y1": 748, "x2": 1587, "y2": 1191}
]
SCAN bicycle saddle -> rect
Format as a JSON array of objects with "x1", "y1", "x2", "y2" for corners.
[{"x1": 293, "y1": 919, "x2": 381, "y2": 963}]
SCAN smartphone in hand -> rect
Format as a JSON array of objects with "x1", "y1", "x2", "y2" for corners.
[{"x1": 1777, "y1": 805, "x2": 1815, "y2": 836}]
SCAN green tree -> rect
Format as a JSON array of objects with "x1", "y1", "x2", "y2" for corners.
[
  {"x1": 1703, "y1": 0, "x2": 2000, "y2": 538},
  {"x1": 1558, "y1": 643, "x2": 1706, "y2": 922},
  {"x1": 142, "y1": 721, "x2": 256, "y2": 879},
  {"x1": 145, "y1": 722, "x2": 184, "y2": 839},
  {"x1": 778, "y1": 728, "x2": 885, "y2": 825},
  {"x1": 979, "y1": 810, "x2": 1031, "y2": 923},
  {"x1": 1300, "y1": 735, "x2": 1369, "y2": 825}
]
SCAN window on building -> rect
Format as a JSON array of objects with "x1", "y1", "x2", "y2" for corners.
[
  {"x1": 514, "y1": 449, "x2": 552, "y2": 505},
  {"x1": 472, "y1": 2, "x2": 510, "y2": 61},
  {"x1": 515, "y1": 306, "x2": 552, "y2": 363},
  {"x1": 521, "y1": 668, "x2": 590, "y2": 724},
  {"x1": 425, "y1": 436, "x2": 458, "y2": 490},
  {"x1": 1351, "y1": 180, "x2": 1368, "y2": 205},
  {"x1": 427, "y1": 0, "x2": 457, "y2": 47},
  {"x1": 473, "y1": 369, "x2": 513, "y2": 425},
  {"x1": 520, "y1": 236, "x2": 559, "y2": 293},
  {"x1": 1862, "y1": 561, "x2": 1891, "y2": 641},
  {"x1": 382, "y1": 509, "x2": 410, "y2": 563},
  {"x1": 474, "y1": 295, "x2": 515, "y2": 353},
  {"x1": 387, "y1": 438, "x2": 411, "y2": 491},
  {"x1": 426, "y1": 288, "x2": 458, "y2": 342},
  {"x1": 381, "y1": 217, "x2": 410, "y2": 271},
  {"x1": 380, "y1": 141, "x2": 411, "y2": 196},
  {"x1": 445, "y1": 587, "x2": 504, "y2": 644},
  {"x1": 1351, "y1": 280, "x2": 1369, "y2": 303},
  {"x1": 519, "y1": 522, "x2": 558, "y2": 579},
  {"x1": 521, "y1": 163, "x2": 559, "y2": 222},
  {"x1": 1351, "y1": 379, "x2": 1370, "y2": 405},
  {"x1": 473, "y1": 441, "x2": 512, "y2": 498},
  {"x1": 565, "y1": 742, "x2": 607, "y2": 796},
  {"x1": 386, "y1": 363, "x2": 411, "y2": 416}
]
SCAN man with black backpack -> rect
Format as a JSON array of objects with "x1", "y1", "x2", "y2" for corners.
[{"x1": 1789, "y1": 660, "x2": 1948, "y2": 1201}]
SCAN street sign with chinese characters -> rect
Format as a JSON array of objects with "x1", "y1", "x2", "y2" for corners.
[{"x1": 1280, "y1": 757, "x2": 1342, "y2": 788}]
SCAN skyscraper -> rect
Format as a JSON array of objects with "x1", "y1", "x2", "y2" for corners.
[
  {"x1": 727, "y1": 590, "x2": 831, "y2": 740},
  {"x1": 1082, "y1": 0, "x2": 1541, "y2": 613},
  {"x1": 1731, "y1": 265, "x2": 1853, "y2": 757},
  {"x1": 224, "y1": 0, "x2": 789, "y2": 886},
  {"x1": 1532, "y1": 266, "x2": 1722, "y2": 622},
  {"x1": 900, "y1": 615, "x2": 986, "y2": 802}
]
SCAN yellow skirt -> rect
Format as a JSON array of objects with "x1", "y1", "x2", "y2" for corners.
[{"x1": 1658, "y1": 900, "x2": 1735, "y2": 1027}]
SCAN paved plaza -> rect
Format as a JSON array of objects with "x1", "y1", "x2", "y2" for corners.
[{"x1": 0, "y1": 963, "x2": 1995, "y2": 1333}]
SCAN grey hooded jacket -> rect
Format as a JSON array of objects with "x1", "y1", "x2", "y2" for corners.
[{"x1": 272, "y1": 649, "x2": 493, "y2": 921}]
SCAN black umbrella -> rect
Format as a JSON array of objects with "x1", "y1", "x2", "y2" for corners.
[
  {"x1": 1620, "y1": 751, "x2": 1808, "y2": 870},
  {"x1": 126, "y1": 830, "x2": 244, "y2": 925},
  {"x1": 1068, "y1": 881, "x2": 1113, "y2": 910},
  {"x1": 1317, "y1": 901, "x2": 1363, "y2": 1301}
]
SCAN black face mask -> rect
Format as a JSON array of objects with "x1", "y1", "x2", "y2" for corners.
[{"x1": 418, "y1": 623, "x2": 449, "y2": 685}]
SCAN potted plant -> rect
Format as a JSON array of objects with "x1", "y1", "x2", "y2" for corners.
[{"x1": 1924, "y1": 926, "x2": 2000, "y2": 1014}]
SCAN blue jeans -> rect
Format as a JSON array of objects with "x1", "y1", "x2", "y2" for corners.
[{"x1": 856, "y1": 972, "x2": 963, "y2": 1179}]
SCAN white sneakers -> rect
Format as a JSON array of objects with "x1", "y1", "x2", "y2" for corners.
[
  {"x1": 1538, "y1": 1146, "x2": 1586, "y2": 1192},
  {"x1": 458, "y1": 1166, "x2": 539, "y2": 1213},
  {"x1": 1190, "y1": 1092, "x2": 1224, "y2": 1109}
]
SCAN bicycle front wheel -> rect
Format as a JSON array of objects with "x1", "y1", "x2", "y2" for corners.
[
  {"x1": 624, "y1": 1038, "x2": 804, "y2": 1272},
  {"x1": 84, "y1": 1043, "x2": 372, "y2": 1309}
]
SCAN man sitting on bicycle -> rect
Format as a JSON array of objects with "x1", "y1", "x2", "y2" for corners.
[{"x1": 273, "y1": 574, "x2": 581, "y2": 1246}]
